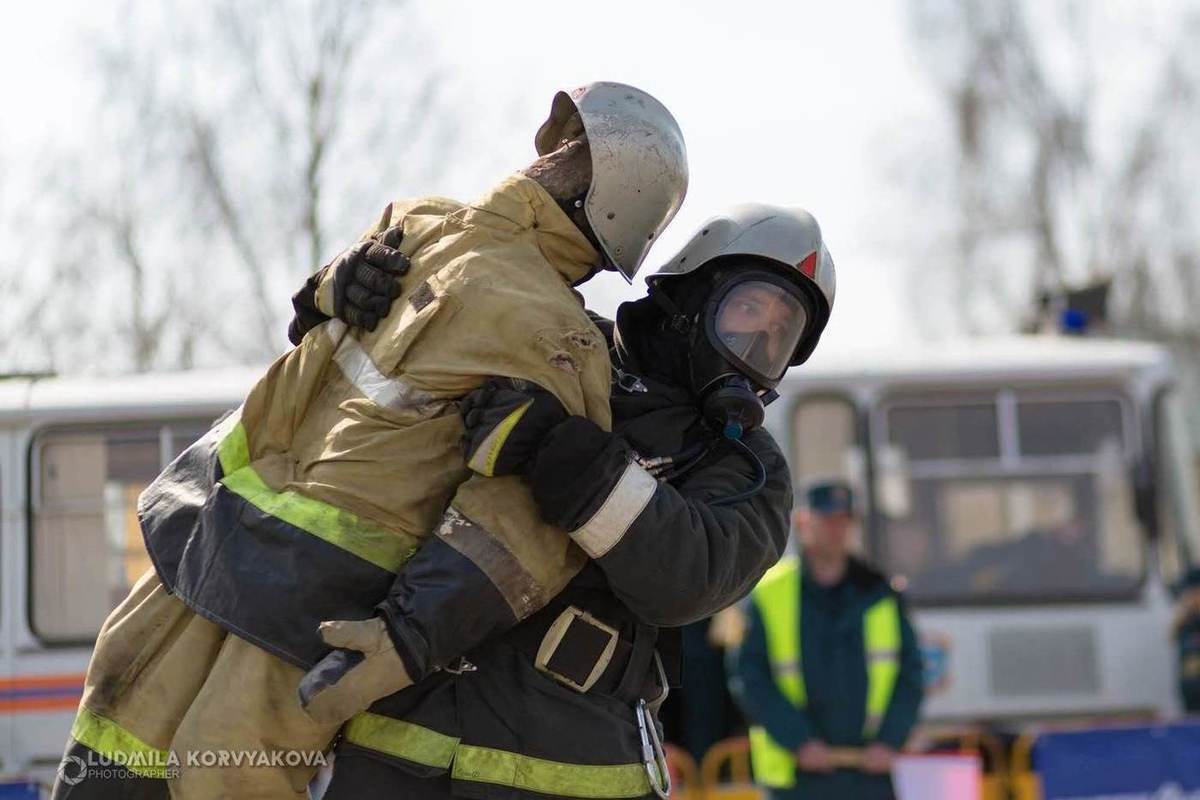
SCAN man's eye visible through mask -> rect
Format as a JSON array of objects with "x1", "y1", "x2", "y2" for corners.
[{"x1": 737, "y1": 300, "x2": 762, "y2": 316}]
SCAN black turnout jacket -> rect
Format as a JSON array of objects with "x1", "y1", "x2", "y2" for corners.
[{"x1": 326, "y1": 298, "x2": 794, "y2": 800}]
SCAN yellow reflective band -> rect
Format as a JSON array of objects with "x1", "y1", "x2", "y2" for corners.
[
  {"x1": 467, "y1": 399, "x2": 534, "y2": 477},
  {"x1": 344, "y1": 713, "x2": 459, "y2": 769},
  {"x1": 219, "y1": 458, "x2": 418, "y2": 573},
  {"x1": 216, "y1": 418, "x2": 250, "y2": 475},
  {"x1": 345, "y1": 715, "x2": 654, "y2": 799},
  {"x1": 864, "y1": 596, "x2": 901, "y2": 736},
  {"x1": 749, "y1": 557, "x2": 804, "y2": 789},
  {"x1": 70, "y1": 708, "x2": 172, "y2": 780},
  {"x1": 453, "y1": 744, "x2": 653, "y2": 799},
  {"x1": 752, "y1": 557, "x2": 805, "y2": 705},
  {"x1": 748, "y1": 725, "x2": 794, "y2": 789}
]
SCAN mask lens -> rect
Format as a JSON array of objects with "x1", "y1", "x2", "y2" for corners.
[{"x1": 713, "y1": 280, "x2": 808, "y2": 380}]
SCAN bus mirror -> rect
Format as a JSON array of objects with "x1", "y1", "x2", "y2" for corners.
[{"x1": 877, "y1": 444, "x2": 912, "y2": 519}]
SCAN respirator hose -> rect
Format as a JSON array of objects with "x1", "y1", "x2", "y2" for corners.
[{"x1": 710, "y1": 436, "x2": 768, "y2": 507}]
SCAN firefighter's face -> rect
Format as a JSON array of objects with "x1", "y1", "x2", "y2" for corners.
[{"x1": 712, "y1": 280, "x2": 807, "y2": 382}]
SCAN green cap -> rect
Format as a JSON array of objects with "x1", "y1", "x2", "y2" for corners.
[{"x1": 804, "y1": 479, "x2": 854, "y2": 516}]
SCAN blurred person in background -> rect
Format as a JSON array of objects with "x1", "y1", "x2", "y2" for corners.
[
  {"x1": 293, "y1": 203, "x2": 837, "y2": 799},
  {"x1": 1174, "y1": 567, "x2": 1200, "y2": 714},
  {"x1": 53, "y1": 81, "x2": 687, "y2": 800},
  {"x1": 659, "y1": 606, "x2": 749, "y2": 765},
  {"x1": 733, "y1": 480, "x2": 924, "y2": 800}
]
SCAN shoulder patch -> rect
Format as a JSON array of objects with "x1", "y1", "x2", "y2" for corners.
[{"x1": 409, "y1": 281, "x2": 437, "y2": 313}]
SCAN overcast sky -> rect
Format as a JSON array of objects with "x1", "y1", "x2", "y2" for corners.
[
  {"x1": 1, "y1": 0, "x2": 941, "y2": 357},
  {"x1": 408, "y1": 0, "x2": 941, "y2": 350},
  {"x1": 0, "y1": 1, "x2": 1188, "y2": 359}
]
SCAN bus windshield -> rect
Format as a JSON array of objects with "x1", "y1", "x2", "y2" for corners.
[
  {"x1": 1158, "y1": 390, "x2": 1200, "y2": 582},
  {"x1": 875, "y1": 390, "x2": 1144, "y2": 604}
]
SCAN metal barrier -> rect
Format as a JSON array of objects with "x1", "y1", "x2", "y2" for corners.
[
  {"x1": 1009, "y1": 731, "x2": 1042, "y2": 800},
  {"x1": 697, "y1": 737, "x2": 763, "y2": 800},
  {"x1": 664, "y1": 743, "x2": 702, "y2": 800},
  {"x1": 968, "y1": 732, "x2": 1008, "y2": 800},
  {"x1": 690, "y1": 734, "x2": 997, "y2": 799}
]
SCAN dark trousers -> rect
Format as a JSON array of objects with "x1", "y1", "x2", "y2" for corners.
[
  {"x1": 322, "y1": 749, "x2": 659, "y2": 800},
  {"x1": 322, "y1": 750, "x2": 451, "y2": 799}
]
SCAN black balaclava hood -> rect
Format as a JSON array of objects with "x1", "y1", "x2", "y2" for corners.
[{"x1": 613, "y1": 294, "x2": 692, "y2": 389}]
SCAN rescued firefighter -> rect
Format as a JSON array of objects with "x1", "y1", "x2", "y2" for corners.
[
  {"x1": 289, "y1": 204, "x2": 838, "y2": 799},
  {"x1": 53, "y1": 82, "x2": 688, "y2": 799}
]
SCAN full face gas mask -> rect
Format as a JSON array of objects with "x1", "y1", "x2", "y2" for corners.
[
  {"x1": 639, "y1": 204, "x2": 836, "y2": 505},
  {"x1": 696, "y1": 270, "x2": 812, "y2": 437},
  {"x1": 656, "y1": 266, "x2": 815, "y2": 439}
]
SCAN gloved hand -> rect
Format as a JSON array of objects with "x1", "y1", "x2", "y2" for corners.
[
  {"x1": 288, "y1": 268, "x2": 337, "y2": 345},
  {"x1": 316, "y1": 225, "x2": 410, "y2": 329},
  {"x1": 298, "y1": 616, "x2": 413, "y2": 726},
  {"x1": 460, "y1": 377, "x2": 569, "y2": 476},
  {"x1": 287, "y1": 225, "x2": 409, "y2": 344}
]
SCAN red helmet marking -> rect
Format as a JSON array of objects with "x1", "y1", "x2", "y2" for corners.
[{"x1": 798, "y1": 251, "x2": 818, "y2": 278}]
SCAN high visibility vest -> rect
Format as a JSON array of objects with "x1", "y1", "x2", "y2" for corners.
[{"x1": 747, "y1": 556, "x2": 902, "y2": 788}]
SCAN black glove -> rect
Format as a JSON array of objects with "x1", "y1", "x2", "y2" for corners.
[
  {"x1": 288, "y1": 266, "x2": 335, "y2": 345},
  {"x1": 286, "y1": 225, "x2": 410, "y2": 344},
  {"x1": 459, "y1": 377, "x2": 569, "y2": 476},
  {"x1": 329, "y1": 233, "x2": 409, "y2": 330}
]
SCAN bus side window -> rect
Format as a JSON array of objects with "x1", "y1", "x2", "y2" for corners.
[
  {"x1": 31, "y1": 421, "x2": 212, "y2": 642},
  {"x1": 879, "y1": 392, "x2": 1142, "y2": 603},
  {"x1": 790, "y1": 395, "x2": 861, "y2": 495}
]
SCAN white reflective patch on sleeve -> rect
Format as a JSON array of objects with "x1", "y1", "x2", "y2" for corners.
[
  {"x1": 570, "y1": 460, "x2": 658, "y2": 558},
  {"x1": 324, "y1": 319, "x2": 438, "y2": 413}
]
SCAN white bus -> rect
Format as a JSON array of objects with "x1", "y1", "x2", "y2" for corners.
[
  {"x1": 0, "y1": 368, "x2": 257, "y2": 786},
  {"x1": 767, "y1": 335, "x2": 1200, "y2": 726},
  {"x1": 1, "y1": 335, "x2": 1197, "y2": 784}
]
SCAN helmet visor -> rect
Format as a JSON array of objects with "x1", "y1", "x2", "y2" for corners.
[{"x1": 712, "y1": 280, "x2": 808, "y2": 382}]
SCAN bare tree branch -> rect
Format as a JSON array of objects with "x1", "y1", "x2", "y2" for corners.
[
  {"x1": 905, "y1": 0, "x2": 1200, "y2": 349},
  {"x1": 7, "y1": 0, "x2": 459, "y2": 374},
  {"x1": 187, "y1": 114, "x2": 277, "y2": 352}
]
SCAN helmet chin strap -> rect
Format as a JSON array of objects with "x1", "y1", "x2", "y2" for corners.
[{"x1": 570, "y1": 260, "x2": 606, "y2": 287}]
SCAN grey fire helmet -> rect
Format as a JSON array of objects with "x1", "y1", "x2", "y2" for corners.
[{"x1": 535, "y1": 82, "x2": 689, "y2": 283}]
